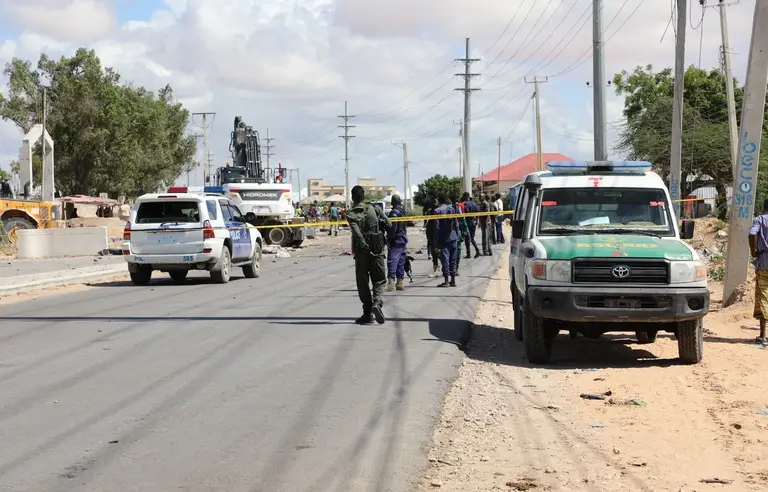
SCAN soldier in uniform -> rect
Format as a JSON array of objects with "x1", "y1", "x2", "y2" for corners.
[
  {"x1": 385, "y1": 194, "x2": 408, "y2": 291},
  {"x1": 347, "y1": 185, "x2": 390, "y2": 324}
]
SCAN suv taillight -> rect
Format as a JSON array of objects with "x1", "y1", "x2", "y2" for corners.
[
  {"x1": 123, "y1": 222, "x2": 131, "y2": 240},
  {"x1": 203, "y1": 220, "x2": 215, "y2": 239}
]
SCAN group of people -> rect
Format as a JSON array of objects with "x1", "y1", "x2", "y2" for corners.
[
  {"x1": 424, "y1": 192, "x2": 506, "y2": 285},
  {"x1": 346, "y1": 185, "x2": 509, "y2": 325}
]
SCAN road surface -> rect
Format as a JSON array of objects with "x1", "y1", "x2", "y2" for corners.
[{"x1": 0, "y1": 245, "x2": 500, "y2": 491}]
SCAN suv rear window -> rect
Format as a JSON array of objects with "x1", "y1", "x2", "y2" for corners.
[{"x1": 136, "y1": 201, "x2": 201, "y2": 224}]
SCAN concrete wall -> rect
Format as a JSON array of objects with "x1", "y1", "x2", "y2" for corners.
[{"x1": 16, "y1": 226, "x2": 108, "y2": 259}]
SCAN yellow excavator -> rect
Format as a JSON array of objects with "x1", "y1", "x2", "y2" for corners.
[{"x1": 0, "y1": 187, "x2": 57, "y2": 243}]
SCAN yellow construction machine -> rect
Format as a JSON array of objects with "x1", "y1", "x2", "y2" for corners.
[{"x1": 0, "y1": 198, "x2": 57, "y2": 243}]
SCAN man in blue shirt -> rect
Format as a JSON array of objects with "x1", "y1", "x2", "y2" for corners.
[
  {"x1": 749, "y1": 198, "x2": 768, "y2": 343},
  {"x1": 461, "y1": 192, "x2": 482, "y2": 259},
  {"x1": 434, "y1": 192, "x2": 458, "y2": 287},
  {"x1": 386, "y1": 195, "x2": 408, "y2": 291}
]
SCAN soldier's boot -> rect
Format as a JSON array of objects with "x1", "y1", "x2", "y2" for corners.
[
  {"x1": 355, "y1": 311, "x2": 374, "y2": 325},
  {"x1": 395, "y1": 278, "x2": 405, "y2": 291},
  {"x1": 385, "y1": 279, "x2": 396, "y2": 292},
  {"x1": 450, "y1": 276, "x2": 456, "y2": 287},
  {"x1": 428, "y1": 265, "x2": 439, "y2": 278},
  {"x1": 371, "y1": 304, "x2": 385, "y2": 324}
]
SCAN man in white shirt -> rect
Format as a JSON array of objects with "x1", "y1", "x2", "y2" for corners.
[{"x1": 494, "y1": 193, "x2": 505, "y2": 244}]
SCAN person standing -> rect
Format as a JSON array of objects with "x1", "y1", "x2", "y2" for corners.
[
  {"x1": 461, "y1": 192, "x2": 482, "y2": 258},
  {"x1": 479, "y1": 193, "x2": 492, "y2": 256},
  {"x1": 453, "y1": 197, "x2": 471, "y2": 276},
  {"x1": 749, "y1": 198, "x2": 768, "y2": 343},
  {"x1": 347, "y1": 185, "x2": 389, "y2": 324},
  {"x1": 386, "y1": 194, "x2": 408, "y2": 291},
  {"x1": 494, "y1": 192, "x2": 505, "y2": 244},
  {"x1": 425, "y1": 197, "x2": 441, "y2": 277},
  {"x1": 329, "y1": 201, "x2": 340, "y2": 236},
  {"x1": 434, "y1": 193, "x2": 458, "y2": 287}
]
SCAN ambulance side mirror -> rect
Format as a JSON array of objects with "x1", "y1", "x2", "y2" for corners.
[{"x1": 680, "y1": 219, "x2": 695, "y2": 240}]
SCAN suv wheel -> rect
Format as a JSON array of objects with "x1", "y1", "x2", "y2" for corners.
[
  {"x1": 636, "y1": 330, "x2": 658, "y2": 344},
  {"x1": 210, "y1": 247, "x2": 232, "y2": 284},
  {"x1": 129, "y1": 265, "x2": 152, "y2": 286},
  {"x1": 522, "y1": 294, "x2": 552, "y2": 364},
  {"x1": 676, "y1": 319, "x2": 704, "y2": 364},
  {"x1": 243, "y1": 243, "x2": 262, "y2": 279}
]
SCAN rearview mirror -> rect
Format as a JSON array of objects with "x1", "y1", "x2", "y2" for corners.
[
  {"x1": 511, "y1": 219, "x2": 524, "y2": 239},
  {"x1": 680, "y1": 219, "x2": 695, "y2": 240}
]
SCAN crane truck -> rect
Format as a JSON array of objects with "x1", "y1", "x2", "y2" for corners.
[{"x1": 209, "y1": 117, "x2": 304, "y2": 247}]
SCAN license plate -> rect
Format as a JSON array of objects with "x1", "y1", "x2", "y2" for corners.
[
  {"x1": 605, "y1": 297, "x2": 641, "y2": 308},
  {"x1": 157, "y1": 235, "x2": 178, "y2": 244}
]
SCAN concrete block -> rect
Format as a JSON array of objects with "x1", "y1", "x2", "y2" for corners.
[{"x1": 16, "y1": 226, "x2": 108, "y2": 259}]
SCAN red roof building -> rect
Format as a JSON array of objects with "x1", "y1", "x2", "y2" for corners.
[{"x1": 475, "y1": 152, "x2": 575, "y2": 183}]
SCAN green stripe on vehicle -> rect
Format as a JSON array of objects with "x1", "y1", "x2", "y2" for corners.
[{"x1": 538, "y1": 235, "x2": 692, "y2": 261}]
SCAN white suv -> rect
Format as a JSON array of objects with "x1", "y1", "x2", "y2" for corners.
[{"x1": 122, "y1": 191, "x2": 263, "y2": 285}]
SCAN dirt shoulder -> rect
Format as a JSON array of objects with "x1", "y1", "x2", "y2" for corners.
[{"x1": 419, "y1": 248, "x2": 768, "y2": 492}]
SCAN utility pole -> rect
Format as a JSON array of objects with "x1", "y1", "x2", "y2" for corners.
[
  {"x1": 670, "y1": 0, "x2": 687, "y2": 219},
  {"x1": 497, "y1": 136, "x2": 502, "y2": 194},
  {"x1": 722, "y1": 0, "x2": 768, "y2": 306},
  {"x1": 192, "y1": 112, "x2": 215, "y2": 184},
  {"x1": 41, "y1": 88, "x2": 49, "y2": 200},
  {"x1": 717, "y1": 0, "x2": 739, "y2": 181},
  {"x1": 592, "y1": 0, "x2": 608, "y2": 160},
  {"x1": 338, "y1": 101, "x2": 355, "y2": 209},
  {"x1": 455, "y1": 37, "x2": 480, "y2": 196},
  {"x1": 458, "y1": 147, "x2": 463, "y2": 183},
  {"x1": 392, "y1": 140, "x2": 413, "y2": 211},
  {"x1": 264, "y1": 128, "x2": 274, "y2": 169},
  {"x1": 525, "y1": 76, "x2": 548, "y2": 171}
]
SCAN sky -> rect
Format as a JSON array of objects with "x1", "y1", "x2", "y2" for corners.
[{"x1": 0, "y1": 0, "x2": 760, "y2": 198}]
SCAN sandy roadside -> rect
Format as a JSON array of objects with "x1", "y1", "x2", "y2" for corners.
[{"x1": 419, "y1": 247, "x2": 768, "y2": 492}]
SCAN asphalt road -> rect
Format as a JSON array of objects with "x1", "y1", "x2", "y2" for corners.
[{"x1": 0, "y1": 242, "x2": 501, "y2": 492}]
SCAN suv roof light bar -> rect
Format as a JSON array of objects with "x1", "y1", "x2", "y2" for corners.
[{"x1": 546, "y1": 160, "x2": 652, "y2": 175}]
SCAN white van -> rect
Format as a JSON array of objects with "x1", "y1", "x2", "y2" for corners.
[{"x1": 122, "y1": 191, "x2": 263, "y2": 285}]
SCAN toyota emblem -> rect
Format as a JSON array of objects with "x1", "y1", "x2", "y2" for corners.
[{"x1": 611, "y1": 265, "x2": 631, "y2": 279}]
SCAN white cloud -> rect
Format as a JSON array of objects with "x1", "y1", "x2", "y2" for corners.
[
  {"x1": 0, "y1": 0, "x2": 759, "y2": 191},
  {"x1": 1, "y1": 0, "x2": 116, "y2": 43}
]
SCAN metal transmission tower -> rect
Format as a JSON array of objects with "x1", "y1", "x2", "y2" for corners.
[
  {"x1": 592, "y1": 0, "x2": 608, "y2": 161},
  {"x1": 455, "y1": 37, "x2": 480, "y2": 196},
  {"x1": 338, "y1": 101, "x2": 355, "y2": 209},
  {"x1": 192, "y1": 112, "x2": 216, "y2": 184},
  {"x1": 264, "y1": 128, "x2": 275, "y2": 169}
]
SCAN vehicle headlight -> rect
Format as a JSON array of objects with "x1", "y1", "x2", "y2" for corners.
[
  {"x1": 531, "y1": 260, "x2": 571, "y2": 282},
  {"x1": 670, "y1": 260, "x2": 707, "y2": 284}
]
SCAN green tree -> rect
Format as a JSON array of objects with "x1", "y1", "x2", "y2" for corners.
[
  {"x1": 0, "y1": 167, "x2": 8, "y2": 181},
  {"x1": 612, "y1": 64, "x2": 768, "y2": 218},
  {"x1": 0, "y1": 48, "x2": 196, "y2": 197},
  {"x1": 414, "y1": 174, "x2": 461, "y2": 207}
]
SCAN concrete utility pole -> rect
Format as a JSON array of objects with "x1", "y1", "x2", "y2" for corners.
[
  {"x1": 592, "y1": 0, "x2": 608, "y2": 161},
  {"x1": 392, "y1": 140, "x2": 413, "y2": 211},
  {"x1": 192, "y1": 112, "x2": 215, "y2": 184},
  {"x1": 722, "y1": 0, "x2": 768, "y2": 306},
  {"x1": 458, "y1": 146, "x2": 463, "y2": 182},
  {"x1": 525, "y1": 76, "x2": 548, "y2": 171},
  {"x1": 455, "y1": 38, "x2": 480, "y2": 196},
  {"x1": 669, "y1": 0, "x2": 687, "y2": 219},
  {"x1": 263, "y1": 128, "x2": 275, "y2": 169},
  {"x1": 718, "y1": 0, "x2": 739, "y2": 181},
  {"x1": 338, "y1": 101, "x2": 355, "y2": 209}
]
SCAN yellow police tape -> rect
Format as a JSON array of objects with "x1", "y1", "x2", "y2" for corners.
[{"x1": 131, "y1": 196, "x2": 706, "y2": 233}]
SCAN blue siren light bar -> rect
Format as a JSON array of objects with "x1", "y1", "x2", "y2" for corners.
[
  {"x1": 545, "y1": 160, "x2": 652, "y2": 174},
  {"x1": 203, "y1": 186, "x2": 225, "y2": 195}
]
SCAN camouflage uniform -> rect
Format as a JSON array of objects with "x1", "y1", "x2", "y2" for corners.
[{"x1": 347, "y1": 201, "x2": 390, "y2": 323}]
